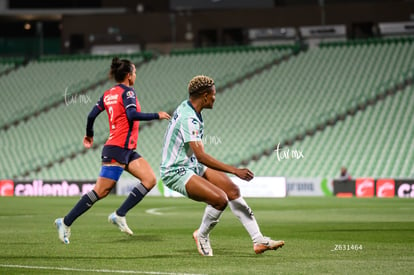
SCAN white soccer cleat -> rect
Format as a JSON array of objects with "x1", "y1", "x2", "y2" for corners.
[
  {"x1": 254, "y1": 237, "x2": 285, "y2": 254},
  {"x1": 54, "y1": 218, "x2": 71, "y2": 244},
  {"x1": 108, "y1": 212, "x2": 133, "y2": 236},
  {"x1": 193, "y1": 229, "x2": 213, "y2": 256}
]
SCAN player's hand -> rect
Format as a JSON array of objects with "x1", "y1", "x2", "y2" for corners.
[
  {"x1": 83, "y1": 136, "x2": 93, "y2": 148},
  {"x1": 235, "y1": 168, "x2": 254, "y2": 181},
  {"x1": 158, "y1": 111, "x2": 171, "y2": 120}
]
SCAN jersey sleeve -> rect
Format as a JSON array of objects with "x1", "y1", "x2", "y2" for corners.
[
  {"x1": 96, "y1": 95, "x2": 105, "y2": 110},
  {"x1": 86, "y1": 96, "x2": 105, "y2": 137},
  {"x1": 125, "y1": 108, "x2": 159, "y2": 121},
  {"x1": 122, "y1": 87, "x2": 160, "y2": 121},
  {"x1": 181, "y1": 116, "x2": 202, "y2": 143},
  {"x1": 122, "y1": 88, "x2": 137, "y2": 110}
]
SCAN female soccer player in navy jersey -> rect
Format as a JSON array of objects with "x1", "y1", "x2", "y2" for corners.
[{"x1": 55, "y1": 57, "x2": 170, "y2": 244}]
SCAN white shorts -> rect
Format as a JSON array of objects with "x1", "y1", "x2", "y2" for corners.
[{"x1": 160, "y1": 164, "x2": 207, "y2": 197}]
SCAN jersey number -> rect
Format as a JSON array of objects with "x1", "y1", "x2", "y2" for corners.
[{"x1": 109, "y1": 106, "x2": 115, "y2": 129}]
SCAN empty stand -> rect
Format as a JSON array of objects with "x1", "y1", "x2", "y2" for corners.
[
  {"x1": 2, "y1": 46, "x2": 293, "y2": 180},
  {"x1": 2, "y1": 40, "x2": 413, "y2": 181}
]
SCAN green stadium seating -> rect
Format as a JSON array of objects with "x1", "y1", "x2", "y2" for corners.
[
  {"x1": 1, "y1": 46, "x2": 292, "y2": 180},
  {"x1": 248, "y1": 85, "x2": 414, "y2": 178},
  {"x1": 0, "y1": 54, "x2": 146, "y2": 129},
  {"x1": 2, "y1": 40, "x2": 413, "y2": 181}
]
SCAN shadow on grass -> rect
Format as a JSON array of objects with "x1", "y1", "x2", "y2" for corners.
[{"x1": 107, "y1": 234, "x2": 164, "y2": 243}]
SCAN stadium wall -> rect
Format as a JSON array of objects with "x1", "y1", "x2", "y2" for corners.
[
  {"x1": 2, "y1": 178, "x2": 414, "y2": 198},
  {"x1": 333, "y1": 178, "x2": 414, "y2": 198},
  {"x1": 0, "y1": 179, "x2": 114, "y2": 197},
  {"x1": 0, "y1": 177, "x2": 288, "y2": 198},
  {"x1": 60, "y1": 1, "x2": 414, "y2": 53}
]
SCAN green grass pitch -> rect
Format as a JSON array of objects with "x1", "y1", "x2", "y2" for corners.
[{"x1": 0, "y1": 196, "x2": 413, "y2": 275}]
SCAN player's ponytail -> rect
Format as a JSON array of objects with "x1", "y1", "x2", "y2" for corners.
[{"x1": 109, "y1": 57, "x2": 133, "y2": 82}]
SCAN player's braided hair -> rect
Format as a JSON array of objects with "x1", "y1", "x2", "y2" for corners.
[
  {"x1": 110, "y1": 57, "x2": 133, "y2": 82},
  {"x1": 188, "y1": 75, "x2": 215, "y2": 97}
]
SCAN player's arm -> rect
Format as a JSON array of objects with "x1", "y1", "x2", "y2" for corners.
[
  {"x1": 125, "y1": 108, "x2": 170, "y2": 121},
  {"x1": 189, "y1": 141, "x2": 254, "y2": 181},
  {"x1": 123, "y1": 89, "x2": 170, "y2": 121},
  {"x1": 84, "y1": 96, "x2": 105, "y2": 148}
]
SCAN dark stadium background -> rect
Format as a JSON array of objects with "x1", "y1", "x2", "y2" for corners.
[
  {"x1": 1, "y1": 0, "x2": 413, "y2": 55},
  {"x1": 0, "y1": 2, "x2": 414, "y2": 274},
  {"x1": 0, "y1": 0, "x2": 413, "y2": 198}
]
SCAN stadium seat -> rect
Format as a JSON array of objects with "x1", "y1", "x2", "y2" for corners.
[{"x1": 3, "y1": 40, "x2": 413, "y2": 180}]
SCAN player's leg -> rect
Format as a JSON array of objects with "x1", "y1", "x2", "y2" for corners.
[
  {"x1": 203, "y1": 168, "x2": 263, "y2": 241},
  {"x1": 55, "y1": 164, "x2": 122, "y2": 244},
  {"x1": 66, "y1": 165, "x2": 122, "y2": 225},
  {"x1": 185, "y1": 174, "x2": 228, "y2": 209},
  {"x1": 108, "y1": 157, "x2": 156, "y2": 235},
  {"x1": 117, "y1": 157, "x2": 156, "y2": 215},
  {"x1": 185, "y1": 175, "x2": 228, "y2": 256},
  {"x1": 203, "y1": 168, "x2": 285, "y2": 254}
]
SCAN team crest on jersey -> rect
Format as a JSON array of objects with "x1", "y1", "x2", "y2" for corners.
[
  {"x1": 177, "y1": 167, "x2": 186, "y2": 176},
  {"x1": 126, "y1": 90, "x2": 135, "y2": 99}
]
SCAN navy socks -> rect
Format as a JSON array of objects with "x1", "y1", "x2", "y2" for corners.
[
  {"x1": 62, "y1": 183, "x2": 148, "y2": 226},
  {"x1": 116, "y1": 183, "x2": 148, "y2": 217},
  {"x1": 64, "y1": 190, "x2": 99, "y2": 226}
]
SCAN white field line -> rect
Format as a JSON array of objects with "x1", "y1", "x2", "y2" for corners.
[
  {"x1": 0, "y1": 264, "x2": 207, "y2": 275},
  {"x1": 145, "y1": 207, "x2": 176, "y2": 216}
]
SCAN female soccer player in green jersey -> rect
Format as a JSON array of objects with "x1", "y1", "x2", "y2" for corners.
[{"x1": 160, "y1": 75, "x2": 284, "y2": 256}]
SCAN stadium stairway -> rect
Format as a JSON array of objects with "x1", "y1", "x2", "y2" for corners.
[
  {"x1": 247, "y1": 84, "x2": 414, "y2": 178},
  {"x1": 5, "y1": 39, "x2": 413, "y2": 180},
  {"x1": 192, "y1": 38, "x2": 414, "y2": 168},
  {"x1": 0, "y1": 57, "x2": 24, "y2": 77},
  {"x1": 19, "y1": 39, "x2": 414, "y2": 180},
  {"x1": 2, "y1": 45, "x2": 298, "y2": 180},
  {"x1": 0, "y1": 53, "x2": 150, "y2": 179},
  {"x1": 0, "y1": 53, "x2": 149, "y2": 131},
  {"x1": 240, "y1": 65, "x2": 414, "y2": 166},
  {"x1": 242, "y1": 38, "x2": 414, "y2": 178}
]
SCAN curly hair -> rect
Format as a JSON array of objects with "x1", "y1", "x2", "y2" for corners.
[{"x1": 188, "y1": 75, "x2": 215, "y2": 97}]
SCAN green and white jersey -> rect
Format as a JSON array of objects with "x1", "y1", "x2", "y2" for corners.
[{"x1": 160, "y1": 100, "x2": 204, "y2": 175}]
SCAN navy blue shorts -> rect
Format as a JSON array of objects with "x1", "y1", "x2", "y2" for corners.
[{"x1": 101, "y1": 145, "x2": 141, "y2": 165}]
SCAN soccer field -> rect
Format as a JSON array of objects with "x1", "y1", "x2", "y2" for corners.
[{"x1": 0, "y1": 196, "x2": 413, "y2": 275}]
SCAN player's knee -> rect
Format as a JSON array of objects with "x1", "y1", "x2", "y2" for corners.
[
  {"x1": 141, "y1": 173, "x2": 156, "y2": 189},
  {"x1": 226, "y1": 185, "x2": 241, "y2": 200},
  {"x1": 94, "y1": 187, "x2": 111, "y2": 198},
  {"x1": 149, "y1": 174, "x2": 157, "y2": 188},
  {"x1": 100, "y1": 190, "x2": 110, "y2": 198},
  {"x1": 212, "y1": 193, "x2": 228, "y2": 210}
]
